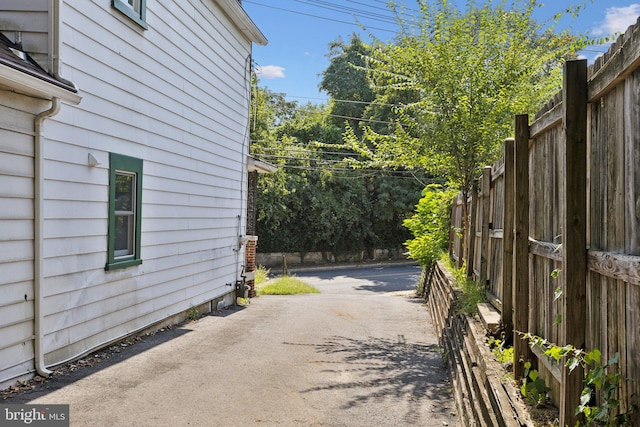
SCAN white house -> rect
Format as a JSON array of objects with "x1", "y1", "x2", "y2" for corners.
[{"x1": 0, "y1": 0, "x2": 266, "y2": 387}]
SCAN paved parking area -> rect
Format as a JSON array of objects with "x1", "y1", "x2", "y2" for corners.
[{"x1": 7, "y1": 264, "x2": 458, "y2": 426}]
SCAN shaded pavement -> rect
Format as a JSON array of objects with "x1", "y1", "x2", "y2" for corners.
[{"x1": 4, "y1": 264, "x2": 457, "y2": 426}]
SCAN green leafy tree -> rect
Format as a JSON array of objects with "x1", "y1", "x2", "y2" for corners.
[
  {"x1": 319, "y1": 34, "x2": 375, "y2": 132},
  {"x1": 318, "y1": 34, "x2": 426, "y2": 255},
  {"x1": 250, "y1": 76, "x2": 297, "y2": 145},
  {"x1": 250, "y1": 84, "x2": 373, "y2": 257},
  {"x1": 403, "y1": 185, "x2": 457, "y2": 266},
  {"x1": 346, "y1": 0, "x2": 598, "y2": 216},
  {"x1": 251, "y1": 36, "x2": 427, "y2": 259}
]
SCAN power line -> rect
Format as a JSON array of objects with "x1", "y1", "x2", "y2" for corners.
[
  {"x1": 306, "y1": 110, "x2": 402, "y2": 125},
  {"x1": 250, "y1": 90, "x2": 409, "y2": 123},
  {"x1": 243, "y1": 0, "x2": 398, "y2": 33},
  {"x1": 274, "y1": 163, "x2": 428, "y2": 177},
  {"x1": 346, "y1": 0, "x2": 402, "y2": 14},
  {"x1": 370, "y1": 0, "x2": 421, "y2": 14},
  {"x1": 251, "y1": 145, "x2": 358, "y2": 156},
  {"x1": 256, "y1": 154, "x2": 350, "y2": 164},
  {"x1": 294, "y1": 0, "x2": 399, "y2": 25},
  {"x1": 273, "y1": 93, "x2": 404, "y2": 108}
]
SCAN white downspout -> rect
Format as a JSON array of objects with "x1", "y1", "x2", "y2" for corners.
[
  {"x1": 34, "y1": 0, "x2": 78, "y2": 378},
  {"x1": 34, "y1": 98, "x2": 60, "y2": 378},
  {"x1": 51, "y1": 0, "x2": 78, "y2": 91}
]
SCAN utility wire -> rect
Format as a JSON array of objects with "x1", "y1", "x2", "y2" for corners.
[
  {"x1": 294, "y1": 0, "x2": 400, "y2": 25},
  {"x1": 276, "y1": 163, "x2": 427, "y2": 175},
  {"x1": 306, "y1": 111, "x2": 402, "y2": 125},
  {"x1": 257, "y1": 154, "x2": 350, "y2": 163},
  {"x1": 272, "y1": 93, "x2": 404, "y2": 108},
  {"x1": 370, "y1": 0, "x2": 422, "y2": 14},
  {"x1": 243, "y1": 0, "x2": 398, "y2": 33},
  {"x1": 251, "y1": 146, "x2": 358, "y2": 156}
]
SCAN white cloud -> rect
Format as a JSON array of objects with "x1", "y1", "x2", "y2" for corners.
[
  {"x1": 594, "y1": 4, "x2": 640, "y2": 36},
  {"x1": 255, "y1": 65, "x2": 286, "y2": 80}
]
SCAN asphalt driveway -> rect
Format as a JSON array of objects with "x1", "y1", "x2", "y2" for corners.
[{"x1": 5, "y1": 264, "x2": 457, "y2": 426}]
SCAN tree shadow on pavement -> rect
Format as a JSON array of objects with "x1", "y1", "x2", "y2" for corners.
[
  {"x1": 352, "y1": 277, "x2": 420, "y2": 293},
  {"x1": 297, "y1": 264, "x2": 423, "y2": 294},
  {"x1": 294, "y1": 335, "x2": 454, "y2": 424}
]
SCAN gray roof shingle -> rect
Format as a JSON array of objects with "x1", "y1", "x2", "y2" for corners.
[{"x1": 0, "y1": 32, "x2": 77, "y2": 93}]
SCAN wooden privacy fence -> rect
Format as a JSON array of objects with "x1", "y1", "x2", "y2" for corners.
[{"x1": 450, "y1": 21, "x2": 640, "y2": 426}]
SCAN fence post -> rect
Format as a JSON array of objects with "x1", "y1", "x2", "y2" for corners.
[
  {"x1": 479, "y1": 166, "x2": 491, "y2": 289},
  {"x1": 466, "y1": 183, "x2": 478, "y2": 279},
  {"x1": 513, "y1": 114, "x2": 530, "y2": 381},
  {"x1": 559, "y1": 59, "x2": 588, "y2": 427},
  {"x1": 449, "y1": 194, "x2": 457, "y2": 261},
  {"x1": 502, "y1": 138, "x2": 515, "y2": 336}
]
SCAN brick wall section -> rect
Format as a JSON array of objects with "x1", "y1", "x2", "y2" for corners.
[
  {"x1": 246, "y1": 171, "x2": 258, "y2": 236},
  {"x1": 245, "y1": 236, "x2": 258, "y2": 297}
]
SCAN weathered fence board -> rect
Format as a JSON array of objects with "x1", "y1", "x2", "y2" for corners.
[
  {"x1": 425, "y1": 262, "x2": 534, "y2": 427},
  {"x1": 558, "y1": 59, "x2": 588, "y2": 426},
  {"x1": 447, "y1": 23, "x2": 640, "y2": 423}
]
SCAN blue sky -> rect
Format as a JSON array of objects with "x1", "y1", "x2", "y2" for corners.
[{"x1": 243, "y1": 0, "x2": 640, "y2": 103}]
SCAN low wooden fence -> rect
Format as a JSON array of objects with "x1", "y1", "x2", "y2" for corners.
[
  {"x1": 449, "y1": 21, "x2": 640, "y2": 426},
  {"x1": 424, "y1": 262, "x2": 533, "y2": 427}
]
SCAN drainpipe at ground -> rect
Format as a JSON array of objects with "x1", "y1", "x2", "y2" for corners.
[{"x1": 33, "y1": 98, "x2": 60, "y2": 378}]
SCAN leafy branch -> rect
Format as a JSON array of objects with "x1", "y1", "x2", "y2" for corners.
[{"x1": 519, "y1": 333, "x2": 634, "y2": 426}]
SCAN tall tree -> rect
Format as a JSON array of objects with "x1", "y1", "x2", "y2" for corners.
[
  {"x1": 319, "y1": 34, "x2": 375, "y2": 132},
  {"x1": 346, "y1": 0, "x2": 595, "y2": 203},
  {"x1": 318, "y1": 34, "x2": 427, "y2": 256}
]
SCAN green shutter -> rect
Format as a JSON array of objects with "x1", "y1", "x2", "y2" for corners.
[
  {"x1": 112, "y1": 0, "x2": 148, "y2": 30},
  {"x1": 106, "y1": 153, "x2": 143, "y2": 270}
]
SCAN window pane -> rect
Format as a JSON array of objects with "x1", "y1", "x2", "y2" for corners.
[
  {"x1": 115, "y1": 214, "x2": 133, "y2": 256},
  {"x1": 126, "y1": 0, "x2": 140, "y2": 12},
  {"x1": 115, "y1": 173, "x2": 134, "y2": 211}
]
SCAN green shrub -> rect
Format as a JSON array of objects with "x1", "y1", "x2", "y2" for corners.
[
  {"x1": 488, "y1": 337, "x2": 514, "y2": 366},
  {"x1": 442, "y1": 255, "x2": 485, "y2": 315},
  {"x1": 403, "y1": 185, "x2": 457, "y2": 266}
]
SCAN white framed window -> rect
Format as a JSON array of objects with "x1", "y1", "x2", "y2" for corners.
[{"x1": 114, "y1": 171, "x2": 136, "y2": 257}]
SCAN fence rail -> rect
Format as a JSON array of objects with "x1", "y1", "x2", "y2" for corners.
[{"x1": 449, "y1": 20, "x2": 640, "y2": 426}]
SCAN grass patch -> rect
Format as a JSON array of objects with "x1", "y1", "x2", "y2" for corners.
[
  {"x1": 440, "y1": 254, "x2": 486, "y2": 315},
  {"x1": 256, "y1": 275, "x2": 320, "y2": 295},
  {"x1": 254, "y1": 265, "x2": 270, "y2": 285}
]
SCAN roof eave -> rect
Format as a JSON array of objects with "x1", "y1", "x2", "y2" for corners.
[
  {"x1": 216, "y1": 0, "x2": 268, "y2": 46},
  {"x1": 248, "y1": 155, "x2": 277, "y2": 173},
  {"x1": 0, "y1": 63, "x2": 81, "y2": 104}
]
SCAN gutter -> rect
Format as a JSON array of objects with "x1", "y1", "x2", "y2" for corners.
[
  {"x1": 33, "y1": 0, "x2": 80, "y2": 378},
  {"x1": 247, "y1": 155, "x2": 277, "y2": 174},
  {"x1": 0, "y1": 63, "x2": 80, "y2": 103},
  {"x1": 216, "y1": 0, "x2": 268, "y2": 46}
]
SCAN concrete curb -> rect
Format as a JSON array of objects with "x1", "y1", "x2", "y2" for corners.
[{"x1": 272, "y1": 259, "x2": 420, "y2": 275}]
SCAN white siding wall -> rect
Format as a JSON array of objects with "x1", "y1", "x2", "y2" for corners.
[
  {"x1": 0, "y1": 89, "x2": 49, "y2": 386},
  {"x1": 41, "y1": 0, "x2": 253, "y2": 365},
  {"x1": 0, "y1": 0, "x2": 50, "y2": 71}
]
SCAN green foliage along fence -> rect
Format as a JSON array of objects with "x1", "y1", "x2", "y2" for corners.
[
  {"x1": 403, "y1": 185, "x2": 457, "y2": 267},
  {"x1": 450, "y1": 24, "x2": 640, "y2": 426}
]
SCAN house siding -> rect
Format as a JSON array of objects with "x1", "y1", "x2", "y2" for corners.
[
  {"x1": 0, "y1": 90, "x2": 49, "y2": 386},
  {"x1": 36, "y1": 0, "x2": 253, "y2": 365},
  {"x1": 0, "y1": 0, "x2": 50, "y2": 71}
]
